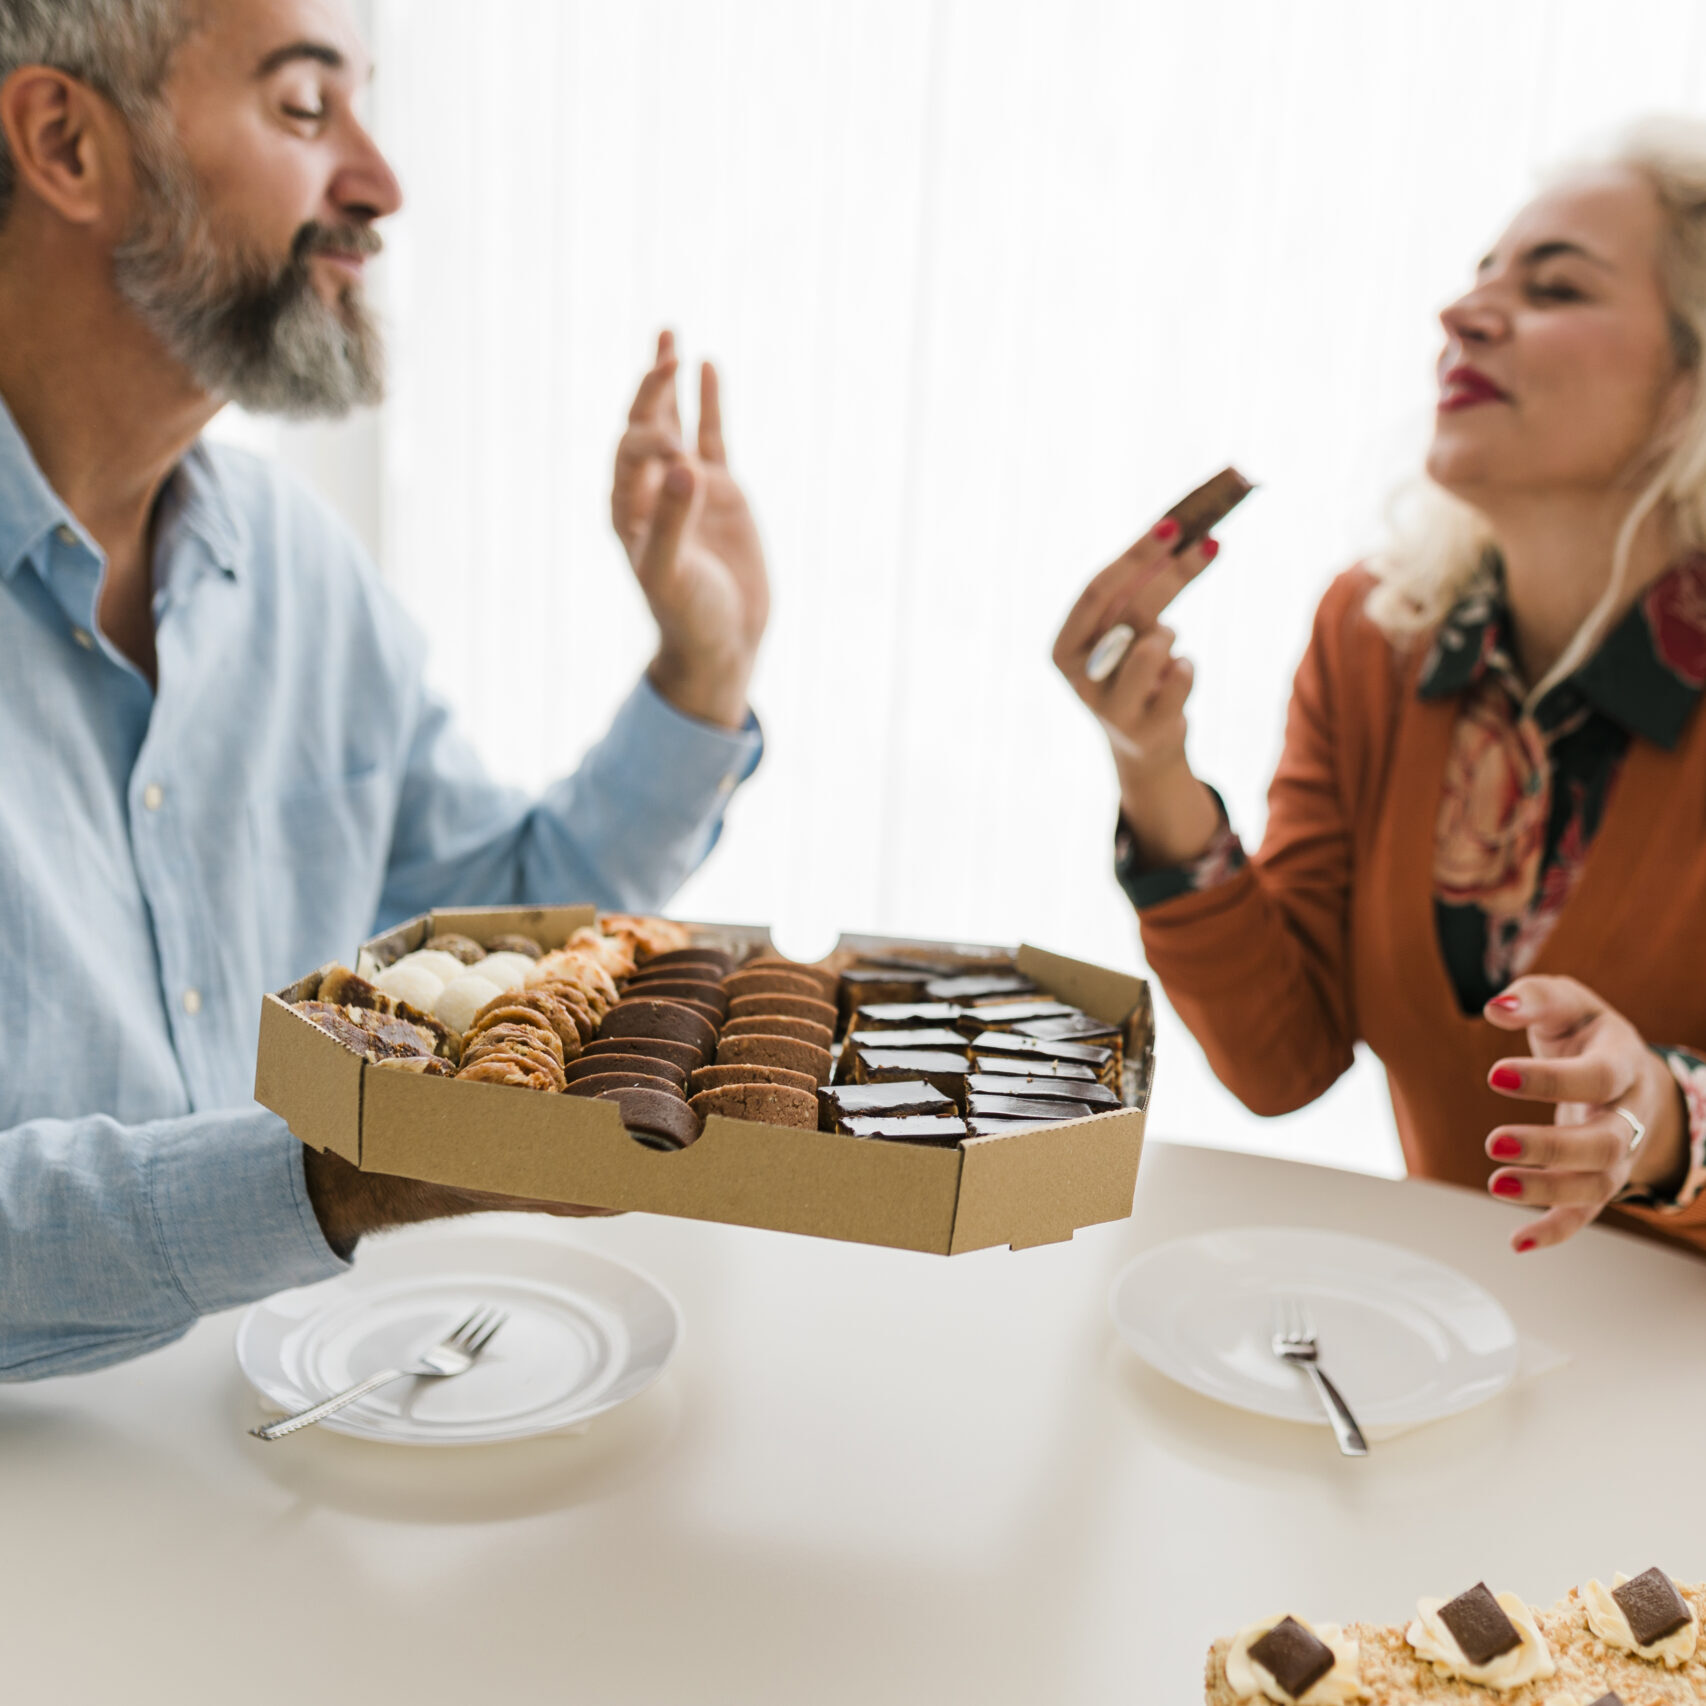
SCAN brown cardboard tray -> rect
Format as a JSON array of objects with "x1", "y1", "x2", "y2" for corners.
[{"x1": 255, "y1": 906, "x2": 1154, "y2": 1254}]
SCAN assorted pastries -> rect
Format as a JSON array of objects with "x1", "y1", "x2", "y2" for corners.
[
  {"x1": 1208, "y1": 1571, "x2": 1702, "y2": 1704},
  {"x1": 293, "y1": 925, "x2": 1135, "y2": 1151}
]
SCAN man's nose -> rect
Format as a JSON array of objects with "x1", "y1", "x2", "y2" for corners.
[{"x1": 330, "y1": 118, "x2": 404, "y2": 223}]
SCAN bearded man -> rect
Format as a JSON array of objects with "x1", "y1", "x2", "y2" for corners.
[{"x1": 0, "y1": 0, "x2": 772, "y2": 1377}]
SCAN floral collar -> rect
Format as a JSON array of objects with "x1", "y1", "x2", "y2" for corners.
[{"x1": 1418, "y1": 550, "x2": 1706, "y2": 750}]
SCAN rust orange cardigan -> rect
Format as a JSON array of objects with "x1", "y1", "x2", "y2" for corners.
[{"x1": 1138, "y1": 567, "x2": 1706, "y2": 1255}]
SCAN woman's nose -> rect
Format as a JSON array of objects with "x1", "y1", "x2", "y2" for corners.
[{"x1": 1439, "y1": 291, "x2": 1505, "y2": 346}]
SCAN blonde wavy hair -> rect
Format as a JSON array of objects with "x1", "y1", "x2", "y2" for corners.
[{"x1": 1365, "y1": 117, "x2": 1706, "y2": 695}]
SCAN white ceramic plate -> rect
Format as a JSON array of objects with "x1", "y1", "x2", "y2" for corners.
[
  {"x1": 236, "y1": 1224, "x2": 680, "y2": 1445},
  {"x1": 1109, "y1": 1226, "x2": 1519, "y2": 1428}
]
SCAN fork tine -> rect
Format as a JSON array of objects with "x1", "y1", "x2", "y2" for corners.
[
  {"x1": 1294, "y1": 1297, "x2": 1316, "y2": 1341},
  {"x1": 450, "y1": 1307, "x2": 494, "y2": 1350},
  {"x1": 444, "y1": 1308, "x2": 483, "y2": 1347},
  {"x1": 468, "y1": 1311, "x2": 508, "y2": 1356}
]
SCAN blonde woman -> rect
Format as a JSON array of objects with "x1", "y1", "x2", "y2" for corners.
[{"x1": 1056, "y1": 119, "x2": 1706, "y2": 1257}]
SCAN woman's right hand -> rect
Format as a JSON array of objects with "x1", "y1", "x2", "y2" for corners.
[{"x1": 1053, "y1": 518, "x2": 1223, "y2": 865}]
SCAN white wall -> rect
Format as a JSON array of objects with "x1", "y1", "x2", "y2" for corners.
[{"x1": 249, "y1": 0, "x2": 1706, "y2": 1179}]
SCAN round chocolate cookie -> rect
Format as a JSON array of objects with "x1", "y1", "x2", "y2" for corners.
[
  {"x1": 421, "y1": 932, "x2": 487, "y2": 965},
  {"x1": 741, "y1": 957, "x2": 838, "y2": 1001},
  {"x1": 723, "y1": 969, "x2": 825, "y2": 1003},
  {"x1": 719, "y1": 1014, "x2": 834, "y2": 1050},
  {"x1": 626, "y1": 979, "x2": 730, "y2": 1019},
  {"x1": 596, "y1": 998, "x2": 718, "y2": 1059},
  {"x1": 642, "y1": 946, "x2": 736, "y2": 976},
  {"x1": 689, "y1": 1082, "x2": 818, "y2": 1129},
  {"x1": 564, "y1": 1051, "x2": 687, "y2": 1090},
  {"x1": 485, "y1": 933, "x2": 544, "y2": 960},
  {"x1": 595, "y1": 1087, "x2": 703, "y2": 1151},
  {"x1": 564, "y1": 1070, "x2": 684, "y2": 1101},
  {"x1": 726, "y1": 993, "x2": 838, "y2": 1030},
  {"x1": 689, "y1": 1063, "x2": 819, "y2": 1096},
  {"x1": 582, "y1": 1035, "x2": 705, "y2": 1074},
  {"x1": 715, "y1": 1032, "x2": 833, "y2": 1085},
  {"x1": 627, "y1": 960, "x2": 729, "y2": 988}
]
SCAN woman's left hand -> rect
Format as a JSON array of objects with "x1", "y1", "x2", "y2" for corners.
[{"x1": 1482, "y1": 974, "x2": 1687, "y2": 1251}]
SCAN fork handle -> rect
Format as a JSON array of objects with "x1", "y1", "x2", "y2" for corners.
[
  {"x1": 1301, "y1": 1363, "x2": 1369, "y2": 1457},
  {"x1": 250, "y1": 1367, "x2": 410, "y2": 1442}
]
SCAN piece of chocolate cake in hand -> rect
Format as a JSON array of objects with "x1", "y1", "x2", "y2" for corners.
[
  {"x1": 1246, "y1": 1617, "x2": 1336, "y2": 1702},
  {"x1": 1436, "y1": 1583, "x2": 1522, "y2": 1667},
  {"x1": 1611, "y1": 1568, "x2": 1692, "y2": 1648},
  {"x1": 1163, "y1": 464, "x2": 1255, "y2": 555}
]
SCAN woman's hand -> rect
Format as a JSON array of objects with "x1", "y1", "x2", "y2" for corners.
[
  {"x1": 611, "y1": 331, "x2": 771, "y2": 731},
  {"x1": 1052, "y1": 517, "x2": 1222, "y2": 866},
  {"x1": 1482, "y1": 974, "x2": 1688, "y2": 1251}
]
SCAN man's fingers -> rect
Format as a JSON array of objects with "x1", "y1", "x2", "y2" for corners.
[
  {"x1": 1485, "y1": 1116, "x2": 1628, "y2": 1173},
  {"x1": 1488, "y1": 1053, "x2": 1625, "y2": 1107},
  {"x1": 1483, "y1": 974, "x2": 1601, "y2": 1039},
  {"x1": 698, "y1": 362, "x2": 726, "y2": 465},
  {"x1": 634, "y1": 461, "x2": 696, "y2": 593},
  {"x1": 628, "y1": 357, "x2": 682, "y2": 428}
]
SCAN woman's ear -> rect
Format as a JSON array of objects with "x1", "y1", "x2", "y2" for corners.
[{"x1": 0, "y1": 66, "x2": 129, "y2": 229}]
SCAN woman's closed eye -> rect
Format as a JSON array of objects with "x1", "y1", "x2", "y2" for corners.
[{"x1": 1526, "y1": 277, "x2": 1588, "y2": 303}]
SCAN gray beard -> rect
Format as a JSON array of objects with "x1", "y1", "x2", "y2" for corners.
[{"x1": 112, "y1": 122, "x2": 385, "y2": 420}]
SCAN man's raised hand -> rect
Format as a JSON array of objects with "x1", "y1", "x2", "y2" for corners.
[{"x1": 612, "y1": 331, "x2": 770, "y2": 730}]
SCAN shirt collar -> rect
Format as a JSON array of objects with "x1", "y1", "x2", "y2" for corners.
[
  {"x1": 0, "y1": 389, "x2": 245, "y2": 587},
  {"x1": 0, "y1": 391, "x2": 76, "y2": 581},
  {"x1": 1418, "y1": 549, "x2": 1706, "y2": 750}
]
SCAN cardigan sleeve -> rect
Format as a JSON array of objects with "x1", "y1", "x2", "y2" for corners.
[{"x1": 1137, "y1": 572, "x2": 1377, "y2": 1116}]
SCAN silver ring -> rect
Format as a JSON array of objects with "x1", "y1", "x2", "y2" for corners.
[
  {"x1": 1614, "y1": 1105, "x2": 1646, "y2": 1154},
  {"x1": 1085, "y1": 624, "x2": 1136, "y2": 684}
]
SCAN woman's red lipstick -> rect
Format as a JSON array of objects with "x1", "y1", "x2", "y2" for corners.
[{"x1": 1439, "y1": 365, "x2": 1511, "y2": 411}]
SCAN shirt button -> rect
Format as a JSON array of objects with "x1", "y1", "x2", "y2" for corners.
[
  {"x1": 71, "y1": 627, "x2": 94, "y2": 650},
  {"x1": 182, "y1": 988, "x2": 203, "y2": 1016},
  {"x1": 55, "y1": 523, "x2": 77, "y2": 547},
  {"x1": 143, "y1": 783, "x2": 165, "y2": 812}
]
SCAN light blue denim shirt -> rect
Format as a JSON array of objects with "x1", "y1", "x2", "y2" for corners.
[{"x1": 0, "y1": 399, "x2": 761, "y2": 1380}]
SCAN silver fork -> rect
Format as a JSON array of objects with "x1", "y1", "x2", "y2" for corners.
[
  {"x1": 1270, "y1": 1296, "x2": 1369, "y2": 1458},
  {"x1": 250, "y1": 1307, "x2": 508, "y2": 1442}
]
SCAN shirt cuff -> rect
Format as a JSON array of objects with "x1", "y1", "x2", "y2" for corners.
[
  {"x1": 1114, "y1": 787, "x2": 1247, "y2": 911},
  {"x1": 1622, "y1": 1047, "x2": 1706, "y2": 1213},
  {"x1": 148, "y1": 1108, "x2": 349, "y2": 1316},
  {"x1": 594, "y1": 676, "x2": 763, "y2": 834}
]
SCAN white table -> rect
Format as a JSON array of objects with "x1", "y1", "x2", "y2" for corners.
[{"x1": 6, "y1": 1141, "x2": 1705, "y2": 1705}]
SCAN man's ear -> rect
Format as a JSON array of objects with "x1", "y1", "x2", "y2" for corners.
[{"x1": 0, "y1": 66, "x2": 131, "y2": 228}]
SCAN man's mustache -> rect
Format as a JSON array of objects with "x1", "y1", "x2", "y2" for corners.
[{"x1": 291, "y1": 221, "x2": 385, "y2": 267}]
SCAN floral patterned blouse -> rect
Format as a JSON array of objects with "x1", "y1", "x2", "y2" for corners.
[{"x1": 1116, "y1": 552, "x2": 1706, "y2": 1210}]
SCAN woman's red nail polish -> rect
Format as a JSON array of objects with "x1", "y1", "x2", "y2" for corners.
[
  {"x1": 1488, "y1": 995, "x2": 1521, "y2": 1012},
  {"x1": 1490, "y1": 1135, "x2": 1522, "y2": 1159},
  {"x1": 1490, "y1": 1066, "x2": 1524, "y2": 1092},
  {"x1": 1492, "y1": 1174, "x2": 1524, "y2": 1198},
  {"x1": 1154, "y1": 518, "x2": 1180, "y2": 542},
  {"x1": 1516, "y1": 1237, "x2": 1536, "y2": 1253},
  {"x1": 1201, "y1": 538, "x2": 1220, "y2": 561}
]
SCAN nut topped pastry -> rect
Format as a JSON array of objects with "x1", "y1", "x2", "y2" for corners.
[
  {"x1": 1223, "y1": 1613, "x2": 1368, "y2": 1703},
  {"x1": 1406, "y1": 1583, "x2": 1556, "y2": 1690},
  {"x1": 1580, "y1": 1569, "x2": 1698, "y2": 1667}
]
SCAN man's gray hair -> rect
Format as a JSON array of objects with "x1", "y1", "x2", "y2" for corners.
[{"x1": 0, "y1": 0, "x2": 189, "y2": 225}]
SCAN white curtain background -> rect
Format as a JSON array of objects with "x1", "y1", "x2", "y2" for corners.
[{"x1": 220, "y1": 0, "x2": 1706, "y2": 1177}]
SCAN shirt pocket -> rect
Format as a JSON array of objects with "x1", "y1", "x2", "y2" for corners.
[{"x1": 245, "y1": 767, "x2": 394, "y2": 986}]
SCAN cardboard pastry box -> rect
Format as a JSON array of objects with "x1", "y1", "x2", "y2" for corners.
[{"x1": 255, "y1": 907, "x2": 1154, "y2": 1254}]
